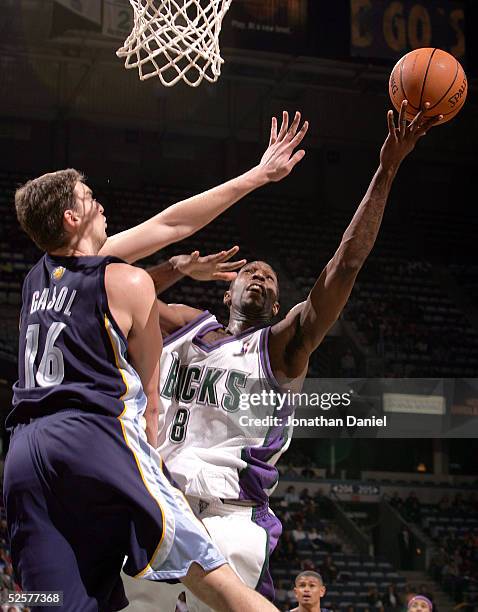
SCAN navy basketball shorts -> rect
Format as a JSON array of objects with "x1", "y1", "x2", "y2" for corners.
[{"x1": 3, "y1": 410, "x2": 225, "y2": 612}]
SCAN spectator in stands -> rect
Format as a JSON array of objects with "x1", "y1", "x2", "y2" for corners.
[
  {"x1": 275, "y1": 531, "x2": 299, "y2": 564},
  {"x1": 292, "y1": 521, "x2": 308, "y2": 544},
  {"x1": 398, "y1": 525, "x2": 414, "y2": 570},
  {"x1": 389, "y1": 491, "x2": 403, "y2": 511},
  {"x1": 300, "y1": 488, "x2": 312, "y2": 502},
  {"x1": 300, "y1": 557, "x2": 315, "y2": 571},
  {"x1": 275, "y1": 580, "x2": 288, "y2": 607},
  {"x1": 284, "y1": 486, "x2": 301, "y2": 505},
  {"x1": 407, "y1": 595, "x2": 433, "y2": 610},
  {"x1": 308, "y1": 527, "x2": 322, "y2": 551},
  {"x1": 319, "y1": 526, "x2": 341, "y2": 553},
  {"x1": 282, "y1": 464, "x2": 301, "y2": 479},
  {"x1": 301, "y1": 464, "x2": 316, "y2": 479},
  {"x1": 336, "y1": 567, "x2": 353, "y2": 583},
  {"x1": 304, "y1": 499, "x2": 320, "y2": 524},
  {"x1": 405, "y1": 492, "x2": 421, "y2": 522},
  {"x1": 340, "y1": 348, "x2": 356, "y2": 377},
  {"x1": 289, "y1": 571, "x2": 329, "y2": 612},
  {"x1": 438, "y1": 495, "x2": 451, "y2": 513},
  {"x1": 319, "y1": 555, "x2": 338, "y2": 584},
  {"x1": 0, "y1": 563, "x2": 15, "y2": 591},
  {"x1": 275, "y1": 580, "x2": 289, "y2": 610},
  {"x1": 287, "y1": 584, "x2": 298, "y2": 608},
  {"x1": 429, "y1": 547, "x2": 447, "y2": 582},
  {"x1": 441, "y1": 556, "x2": 459, "y2": 585},
  {"x1": 382, "y1": 583, "x2": 402, "y2": 609},
  {"x1": 367, "y1": 586, "x2": 384, "y2": 608}
]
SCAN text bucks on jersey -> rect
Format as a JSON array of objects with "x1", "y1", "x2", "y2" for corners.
[
  {"x1": 156, "y1": 315, "x2": 296, "y2": 502},
  {"x1": 158, "y1": 317, "x2": 295, "y2": 448}
]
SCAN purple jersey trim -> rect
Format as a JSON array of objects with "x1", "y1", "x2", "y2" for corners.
[
  {"x1": 192, "y1": 321, "x2": 268, "y2": 353},
  {"x1": 252, "y1": 504, "x2": 282, "y2": 601},
  {"x1": 259, "y1": 327, "x2": 283, "y2": 392},
  {"x1": 238, "y1": 327, "x2": 295, "y2": 503},
  {"x1": 194, "y1": 321, "x2": 223, "y2": 339},
  {"x1": 163, "y1": 311, "x2": 212, "y2": 347}
]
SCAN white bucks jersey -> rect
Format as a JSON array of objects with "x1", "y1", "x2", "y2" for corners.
[{"x1": 157, "y1": 312, "x2": 295, "y2": 504}]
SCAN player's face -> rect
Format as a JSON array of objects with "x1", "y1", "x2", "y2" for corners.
[
  {"x1": 408, "y1": 599, "x2": 432, "y2": 611},
  {"x1": 226, "y1": 261, "x2": 279, "y2": 317},
  {"x1": 72, "y1": 182, "x2": 107, "y2": 250},
  {"x1": 294, "y1": 576, "x2": 325, "y2": 606}
]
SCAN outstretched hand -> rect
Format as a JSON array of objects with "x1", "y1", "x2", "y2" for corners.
[
  {"x1": 259, "y1": 111, "x2": 309, "y2": 182},
  {"x1": 380, "y1": 100, "x2": 442, "y2": 170},
  {"x1": 170, "y1": 246, "x2": 246, "y2": 282}
]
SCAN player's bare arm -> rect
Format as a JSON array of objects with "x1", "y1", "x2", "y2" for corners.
[
  {"x1": 98, "y1": 112, "x2": 308, "y2": 263},
  {"x1": 147, "y1": 245, "x2": 246, "y2": 294},
  {"x1": 105, "y1": 263, "x2": 162, "y2": 445},
  {"x1": 269, "y1": 101, "x2": 442, "y2": 382}
]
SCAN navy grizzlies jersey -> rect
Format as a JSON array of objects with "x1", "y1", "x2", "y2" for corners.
[{"x1": 7, "y1": 254, "x2": 146, "y2": 427}]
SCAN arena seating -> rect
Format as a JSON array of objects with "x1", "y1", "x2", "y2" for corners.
[
  {"x1": 271, "y1": 488, "x2": 408, "y2": 611},
  {"x1": 2, "y1": 169, "x2": 478, "y2": 382},
  {"x1": 450, "y1": 264, "x2": 478, "y2": 309},
  {"x1": 251, "y1": 190, "x2": 478, "y2": 378},
  {"x1": 390, "y1": 492, "x2": 478, "y2": 610},
  {"x1": 0, "y1": 504, "x2": 21, "y2": 606}
]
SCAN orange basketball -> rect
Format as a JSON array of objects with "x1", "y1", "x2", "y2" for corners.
[{"x1": 389, "y1": 48, "x2": 467, "y2": 124}]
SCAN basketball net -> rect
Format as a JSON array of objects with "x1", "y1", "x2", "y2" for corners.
[{"x1": 116, "y1": 0, "x2": 232, "y2": 87}]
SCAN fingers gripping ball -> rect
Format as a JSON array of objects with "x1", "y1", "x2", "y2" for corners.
[{"x1": 389, "y1": 48, "x2": 467, "y2": 124}]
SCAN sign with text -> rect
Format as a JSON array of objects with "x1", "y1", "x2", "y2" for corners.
[
  {"x1": 222, "y1": 0, "x2": 308, "y2": 54},
  {"x1": 350, "y1": 0, "x2": 465, "y2": 61},
  {"x1": 331, "y1": 483, "x2": 381, "y2": 497},
  {"x1": 54, "y1": 0, "x2": 101, "y2": 25},
  {"x1": 383, "y1": 393, "x2": 446, "y2": 415},
  {"x1": 103, "y1": 0, "x2": 133, "y2": 39}
]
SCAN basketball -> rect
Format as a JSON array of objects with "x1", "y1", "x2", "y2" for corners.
[{"x1": 389, "y1": 48, "x2": 467, "y2": 124}]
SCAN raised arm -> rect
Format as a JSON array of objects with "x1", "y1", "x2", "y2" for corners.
[
  {"x1": 99, "y1": 112, "x2": 308, "y2": 263},
  {"x1": 105, "y1": 264, "x2": 162, "y2": 445},
  {"x1": 269, "y1": 101, "x2": 441, "y2": 380}
]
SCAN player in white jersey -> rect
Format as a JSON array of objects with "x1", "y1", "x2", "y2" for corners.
[{"x1": 123, "y1": 102, "x2": 441, "y2": 610}]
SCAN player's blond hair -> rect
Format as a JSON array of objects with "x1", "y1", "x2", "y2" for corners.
[{"x1": 15, "y1": 169, "x2": 84, "y2": 252}]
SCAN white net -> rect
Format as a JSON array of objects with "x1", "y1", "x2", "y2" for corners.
[{"x1": 116, "y1": 0, "x2": 233, "y2": 87}]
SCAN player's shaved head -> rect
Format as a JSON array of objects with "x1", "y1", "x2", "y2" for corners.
[{"x1": 225, "y1": 260, "x2": 280, "y2": 324}]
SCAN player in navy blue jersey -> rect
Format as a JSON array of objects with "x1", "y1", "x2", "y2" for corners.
[{"x1": 4, "y1": 168, "x2": 285, "y2": 612}]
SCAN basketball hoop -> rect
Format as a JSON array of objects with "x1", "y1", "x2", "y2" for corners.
[{"x1": 116, "y1": 0, "x2": 232, "y2": 87}]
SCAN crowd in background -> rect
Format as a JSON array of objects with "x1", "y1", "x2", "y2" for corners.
[{"x1": 390, "y1": 491, "x2": 478, "y2": 610}]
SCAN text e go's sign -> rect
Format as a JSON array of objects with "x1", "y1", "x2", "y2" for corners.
[{"x1": 350, "y1": 0, "x2": 465, "y2": 61}]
